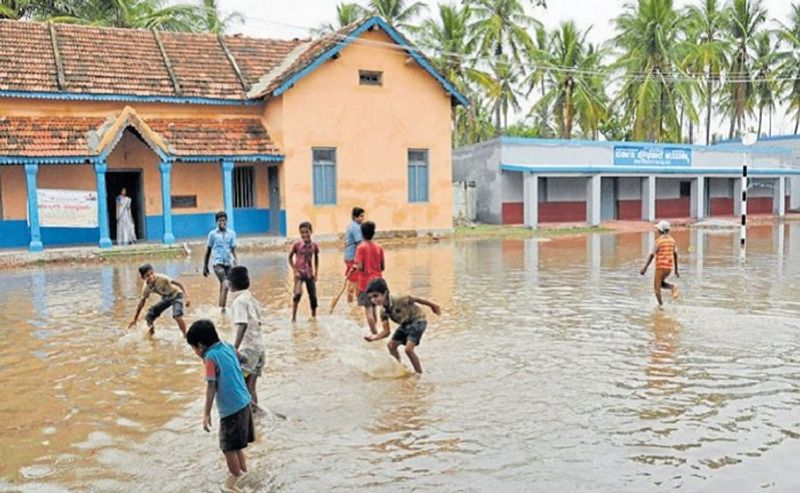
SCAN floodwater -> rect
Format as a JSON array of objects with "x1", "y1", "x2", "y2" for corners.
[{"x1": 1, "y1": 224, "x2": 799, "y2": 492}]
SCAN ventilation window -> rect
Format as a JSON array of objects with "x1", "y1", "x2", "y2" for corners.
[
  {"x1": 171, "y1": 195, "x2": 197, "y2": 209},
  {"x1": 359, "y1": 70, "x2": 382, "y2": 86}
]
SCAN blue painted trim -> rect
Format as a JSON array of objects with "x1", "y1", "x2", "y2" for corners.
[
  {"x1": 24, "y1": 163, "x2": 43, "y2": 252},
  {"x1": 40, "y1": 227, "x2": 99, "y2": 246},
  {"x1": 94, "y1": 160, "x2": 113, "y2": 248},
  {"x1": 499, "y1": 136, "x2": 792, "y2": 155},
  {"x1": 717, "y1": 134, "x2": 800, "y2": 144},
  {"x1": 222, "y1": 160, "x2": 235, "y2": 231},
  {"x1": 159, "y1": 161, "x2": 175, "y2": 244},
  {"x1": 280, "y1": 209, "x2": 287, "y2": 237},
  {"x1": 97, "y1": 124, "x2": 168, "y2": 163},
  {"x1": 146, "y1": 216, "x2": 164, "y2": 242},
  {"x1": 272, "y1": 16, "x2": 469, "y2": 107},
  {"x1": 0, "y1": 89, "x2": 259, "y2": 106},
  {"x1": 233, "y1": 208, "x2": 270, "y2": 235},
  {"x1": 0, "y1": 220, "x2": 30, "y2": 248},
  {"x1": 175, "y1": 154, "x2": 284, "y2": 163},
  {"x1": 172, "y1": 213, "x2": 217, "y2": 240},
  {"x1": 500, "y1": 163, "x2": 800, "y2": 176},
  {"x1": 1, "y1": 156, "x2": 91, "y2": 165}
]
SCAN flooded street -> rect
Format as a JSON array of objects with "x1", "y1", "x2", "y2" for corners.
[{"x1": 1, "y1": 225, "x2": 799, "y2": 492}]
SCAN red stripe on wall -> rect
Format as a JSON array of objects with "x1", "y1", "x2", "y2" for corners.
[
  {"x1": 709, "y1": 198, "x2": 733, "y2": 217},
  {"x1": 502, "y1": 202, "x2": 524, "y2": 225},
  {"x1": 655, "y1": 198, "x2": 690, "y2": 218},
  {"x1": 539, "y1": 201, "x2": 586, "y2": 223},
  {"x1": 617, "y1": 200, "x2": 641, "y2": 220},
  {"x1": 748, "y1": 197, "x2": 772, "y2": 214}
]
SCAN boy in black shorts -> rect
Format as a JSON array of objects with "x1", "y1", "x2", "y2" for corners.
[
  {"x1": 128, "y1": 263, "x2": 190, "y2": 335},
  {"x1": 364, "y1": 278, "x2": 440, "y2": 374}
]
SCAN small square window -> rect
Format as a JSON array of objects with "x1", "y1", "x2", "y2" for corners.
[{"x1": 359, "y1": 70, "x2": 382, "y2": 86}]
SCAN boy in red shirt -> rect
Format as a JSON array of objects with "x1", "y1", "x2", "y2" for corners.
[{"x1": 347, "y1": 221, "x2": 384, "y2": 335}]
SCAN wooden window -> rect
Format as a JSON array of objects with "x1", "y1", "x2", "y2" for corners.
[
  {"x1": 312, "y1": 148, "x2": 337, "y2": 205},
  {"x1": 359, "y1": 70, "x2": 382, "y2": 86},
  {"x1": 234, "y1": 166, "x2": 255, "y2": 208},
  {"x1": 408, "y1": 149, "x2": 429, "y2": 203}
]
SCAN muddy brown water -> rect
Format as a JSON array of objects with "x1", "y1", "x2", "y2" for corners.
[{"x1": 1, "y1": 225, "x2": 799, "y2": 492}]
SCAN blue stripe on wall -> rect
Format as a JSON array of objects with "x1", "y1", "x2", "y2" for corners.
[
  {"x1": 146, "y1": 216, "x2": 164, "y2": 242},
  {"x1": 0, "y1": 220, "x2": 30, "y2": 248},
  {"x1": 146, "y1": 209, "x2": 272, "y2": 241},
  {"x1": 41, "y1": 227, "x2": 99, "y2": 246},
  {"x1": 233, "y1": 208, "x2": 270, "y2": 235},
  {"x1": 280, "y1": 209, "x2": 287, "y2": 237}
]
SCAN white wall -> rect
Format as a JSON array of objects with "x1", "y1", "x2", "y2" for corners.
[
  {"x1": 545, "y1": 177, "x2": 587, "y2": 202},
  {"x1": 656, "y1": 178, "x2": 682, "y2": 199},
  {"x1": 749, "y1": 178, "x2": 776, "y2": 197},
  {"x1": 502, "y1": 172, "x2": 523, "y2": 202},
  {"x1": 618, "y1": 177, "x2": 641, "y2": 200},
  {"x1": 708, "y1": 178, "x2": 732, "y2": 198}
]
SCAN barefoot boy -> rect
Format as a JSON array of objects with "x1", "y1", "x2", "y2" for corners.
[
  {"x1": 203, "y1": 211, "x2": 238, "y2": 312},
  {"x1": 364, "y1": 278, "x2": 440, "y2": 374},
  {"x1": 640, "y1": 220, "x2": 680, "y2": 306},
  {"x1": 347, "y1": 221, "x2": 384, "y2": 334},
  {"x1": 289, "y1": 221, "x2": 320, "y2": 322},
  {"x1": 128, "y1": 263, "x2": 190, "y2": 335},
  {"x1": 228, "y1": 266, "x2": 265, "y2": 413},
  {"x1": 187, "y1": 319, "x2": 254, "y2": 491},
  {"x1": 343, "y1": 207, "x2": 365, "y2": 303}
]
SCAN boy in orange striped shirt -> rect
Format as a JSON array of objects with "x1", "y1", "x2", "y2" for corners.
[{"x1": 640, "y1": 220, "x2": 680, "y2": 306}]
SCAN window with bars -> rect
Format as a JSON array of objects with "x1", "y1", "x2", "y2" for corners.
[
  {"x1": 408, "y1": 149, "x2": 429, "y2": 203},
  {"x1": 312, "y1": 148, "x2": 337, "y2": 205},
  {"x1": 359, "y1": 70, "x2": 382, "y2": 86},
  {"x1": 234, "y1": 166, "x2": 255, "y2": 208}
]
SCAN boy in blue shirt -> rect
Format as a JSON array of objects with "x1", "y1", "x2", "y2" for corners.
[
  {"x1": 187, "y1": 319, "x2": 253, "y2": 491},
  {"x1": 343, "y1": 207, "x2": 365, "y2": 303},
  {"x1": 203, "y1": 211, "x2": 238, "y2": 312}
]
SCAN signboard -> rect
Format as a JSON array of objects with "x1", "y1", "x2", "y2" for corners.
[
  {"x1": 614, "y1": 145, "x2": 691, "y2": 166},
  {"x1": 36, "y1": 189, "x2": 98, "y2": 228}
]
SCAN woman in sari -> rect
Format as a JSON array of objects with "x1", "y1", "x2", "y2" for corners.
[{"x1": 116, "y1": 188, "x2": 136, "y2": 246}]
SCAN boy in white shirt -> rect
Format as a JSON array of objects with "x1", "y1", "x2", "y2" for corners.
[{"x1": 228, "y1": 266, "x2": 265, "y2": 414}]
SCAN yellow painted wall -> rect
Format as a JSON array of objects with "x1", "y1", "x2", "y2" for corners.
[
  {"x1": 0, "y1": 166, "x2": 26, "y2": 220},
  {"x1": 271, "y1": 29, "x2": 454, "y2": 236}
]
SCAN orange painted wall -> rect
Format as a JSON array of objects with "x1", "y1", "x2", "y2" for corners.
[
  {"x1": 171, "y1": 162, "x2": 223, "y2": 214},
  {"x1": 0, "y1": 166, "x2": 26, "y2": 220},
  {"x1": 106, "y1": 131, "x2": 163, "y2": 215},
  {"x1": 1, "y1": 98, "x2": 262, "y2": 118},
  {"x1": 38, "y1": 164, "x2": 96, "y2": 190},
  {"x1": 270, "y1": 29, "x2": 454, "y2": 236}
]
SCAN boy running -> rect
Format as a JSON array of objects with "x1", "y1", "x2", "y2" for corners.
[
  {"x1": 347, "y1": 221, "x2": 384, "y2": 334},
  {"x1": 343, "y1": 207, "x2": 365, "y2": 303},
  {"x1": 187, "y1": 319, "x2": 254, "y2": 491},
  {"x1": 228, "y1": 266, "x2": 265, "y2": 414},
  {"x1": 289, "y1": 221, "x2": 320, "y2": 322},
  {"x1": 128, "y1": 263, "x2": 190, "y2": 335},
  {"x1": 203, "y1": 211, "x2": 237, "y2": 312},
  {"x1": 364, "y1": 278, "x2": 441, "y2": 374},
  {"x1": 640, "y1": 220, "x2": 680, "y2": 306}
]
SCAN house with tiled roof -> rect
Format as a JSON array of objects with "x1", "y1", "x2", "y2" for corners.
[{"x1": 0, "y1": 16, "x2": 466, "y2": 251}]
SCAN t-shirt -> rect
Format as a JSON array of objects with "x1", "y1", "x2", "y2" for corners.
[
  {"x1": 291, "y1": 240, "x2": 319, "y2": 278},
  {"x1": 231, "y1": 290, "x2": 264, "y2": 353},
  {"x1": 203, "y1": 341, "x2": 252, "y2": 418},
  {"x1": 354, "y1": 241, "x2": 384, "y2": 292},
  {"x1": 651, "y1": 235, "x2": 677, "y2": 270},
  {"x1": 140, "y1": 274, "x2": 180, "y2": 301},
  {"x1": 380, "y1": 295, "x2": 425, "y2": 325},
  {"x1": 207, "y1": 228, "x2": 237, "y2": 266},
  {"x1": 344, "y1": 220, "x2": 363, "y2": 262}
]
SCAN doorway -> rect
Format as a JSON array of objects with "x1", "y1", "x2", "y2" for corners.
[
  {"x1": 268, "y1": 166, "x2": 281, "y2": 235},
  {"x1": 601, "y1": 177, "x2": 617, "y2": 221},
  {"x1": 105, "y1": 170, "x2": 145, "y2": 244}
]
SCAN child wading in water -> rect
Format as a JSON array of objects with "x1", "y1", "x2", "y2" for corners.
[
  {"x1": 128, "y1": 263, "x2": 190, "y2": 335},
  {"x1": 347, "y1": 221, "x2": 384, "y2": 335},
  {"x1": 187, "y1": 320, "x2": 254, "y2": 492},
  {"x1": 289, "y1": 221, "x2": 320, "y2": 322},
  {"x1": 364, "y1": 278, "x2": 441, "y2": 374},
  {"x1": 640, "y1": 220, "x2": 680, "y2": 306},
  {"x1": 228, "y1": 266, "x2": 266, "y2": 414}
]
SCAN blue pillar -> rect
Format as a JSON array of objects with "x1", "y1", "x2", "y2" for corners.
[
  {"x1": 94, "y1": 159, "x2": 112, "y2": 249},
  {"x1": 159, "y1": 160, "x2": 175, "y2": 244},
  {"x1": 24, "y1": 162, "x2": 43, "y2": 253},
  {"x1": 222, "y1": 159, "x2": 235, "y2": 231}
]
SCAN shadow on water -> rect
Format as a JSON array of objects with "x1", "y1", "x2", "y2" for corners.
[{"x1": 1, "y1": 224, "x2": 800, "y2": 492}]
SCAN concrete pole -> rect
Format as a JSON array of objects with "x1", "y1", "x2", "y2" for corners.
[
  {"x1": 222, "y1": 159, "x2": 235, "y2": 232},
  {"x1": 773, "y1": 176, "x2": 786, "y2": 217},
  {"x1": 159, "y1": 160, "x2": 175, "y2": 244},
  {"x1": 523, "y1": 173, "x2": 539, "y2": 229},
  {"x1": 587, "y1": 174, "x2": 601, "y2": 226},
  {"x1": 642, "y1": 176, "x2": 656, "y2": 222},
  {"x1": 691, "y1": 176, "x2": 705, "y2": 220},
  {"x1": 94, "y1": 159, "x2": 113, "y2": 249},
  {"x1": 24, "y1": 162, "x2": 44, "y2": 253}
]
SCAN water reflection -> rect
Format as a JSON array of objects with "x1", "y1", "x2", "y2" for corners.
[{"x1": 1, "y1": 224, "x2": 799, "y2": 492}]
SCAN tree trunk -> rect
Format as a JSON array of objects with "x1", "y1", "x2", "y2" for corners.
[
  {"x1": 794, "y1": 114, "x2": 799, "y2": 135},
  {"x1": 769, "y1": 106, "x2": 773, "y2": 136},
  {"x1": 689, "y1": 119, "x2": 694, "y2": 144},
  {"x1": 705, "y1": 75, "x2": 712, "y2": 145},
  {"x1": 679, "y1": 102, "x2": 684, "y2": 142},
  {"x1": 564, "y1": 83, "x2": 573, "y2": 139},
  {"x1": 757, "y1": 105, "x2": 763, "y2": 137}
]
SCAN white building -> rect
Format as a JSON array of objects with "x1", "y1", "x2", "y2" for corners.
[{"x1": 453, "y1": 136, "x2": 800, "y2": 228}]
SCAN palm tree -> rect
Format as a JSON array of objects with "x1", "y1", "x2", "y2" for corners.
[
  {"x1": 725, "y1": 0, "x2": 766, "y2": 138},
  {"x1": 473, "y1": 55, "x2": 524, "y2": 131},
  {"x1": 0, "y1": 0, "x2": 31, "y2": 19},
  {"x1": 751, "y1": 31, "x2": 779, "y2": 136},
  {"x1": 198, "y1": 0, "x2": 243, "y2": 34},
  {"x1": 531, "y1": 21, "x2": 607, "y2": 139},
  {"x1": 777, "y1": 3, "x2": 800, "y2": 134},
  {"x1": 34, "y1": 0, "x2": 204, "y2": 31},
  {"x1": 366, "y1": 0, "x2": 427, "y2": 31},
  {"x1": 612, "y1": 0, "x2": 695, "y2": 142},
  {"x1": 316, "y1": 2, "x2": 365, "y2": 34},
  {"x1": 468, "y1": 0, "x2": 539, "y2": 61},
  {"x1": 683, "y1": 0, "x2": 729, "y2": 145}
]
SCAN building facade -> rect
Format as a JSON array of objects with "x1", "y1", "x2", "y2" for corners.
[
  {"x1": 0, "y1": 17, "x2": 465, "y2": 251},
  {"x1": 453, "y1": 137, "x2": 800, "y2": 228}
]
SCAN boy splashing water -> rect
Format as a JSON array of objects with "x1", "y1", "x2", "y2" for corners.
[
  {"x1": 128, "y1": 263, "x2": 190, "y2": 336},
  {"x1": 364, "y1": 278, "x2": 441, "y2": 374},
  {"x1": 640, "y1": 220, "x2": 680, "y2": 306}
]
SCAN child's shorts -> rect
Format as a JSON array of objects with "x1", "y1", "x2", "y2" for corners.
[
  {"x1": 344, "y1": 260, "x2": 359, "y2": 282},
  {"x1": 213, "y1": 264, "x2": 231, "y2": 284},
  {"x1": 145, "y1": 293, "x2": 184, "y2": 323},
  {"x1": 220, "y1": 405, "x2": 255, "y2": 452},
  {"x1": 391, "y1": 319, "x2": 427, "y2": 346},
  {"x1": 240, "y1": 347, "x2": 266, "y2": 377}
]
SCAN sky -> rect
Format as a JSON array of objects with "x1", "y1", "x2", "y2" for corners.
[{"x1": 215, "y1": 0, "x2": 797, "y2": 139}]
